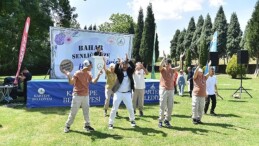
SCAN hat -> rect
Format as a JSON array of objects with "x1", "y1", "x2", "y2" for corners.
[
  {"x1": 109, "y1": 63, "x2": 115, "y2": 68},
  {"x1": 83, "y1": 59, "x2": 91, "y2": 68},
  {"x1": 198, "y1": 68, "x2": 203, "y2": 73}
]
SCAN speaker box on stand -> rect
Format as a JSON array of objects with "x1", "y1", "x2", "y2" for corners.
[
  {"x1": 209, "y1": 52, "x2": 219, "y2": 66},
  {"x1": 237, "y1": 50, "x2": 249, "y2": 64}
]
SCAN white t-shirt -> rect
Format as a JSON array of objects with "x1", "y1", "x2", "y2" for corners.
[
  {"x1": 206, "y1": 75, "x2": 217, "y2": 95},
  {"x1": 118, "y1": 71, "x2": 131, "y2": 92},
  {"x1": 133, "y1": 69, "x2": 146, "y2": 89}
]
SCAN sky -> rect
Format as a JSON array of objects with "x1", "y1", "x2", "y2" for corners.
[{"x1": 69, "y1": 0, "x2": 257, "y2": 57}]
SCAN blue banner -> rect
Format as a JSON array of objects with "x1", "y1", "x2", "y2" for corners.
[
  {"x1": 210, "y1": 31, "x2": 217, "y2": 52},
  {"x1": 27, "y1": 79, "x2": 159, "y2": 108}
]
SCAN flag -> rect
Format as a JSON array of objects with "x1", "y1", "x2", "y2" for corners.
[
  {"x1": 210, "y1": 31, "x2": 217, "y2": 52},
  {"x1": 204, "y1": 62, "x2": 209, "y2": 75},
  {"x1": 14, "y1": 17, "x2": 31, "y2": 84}
]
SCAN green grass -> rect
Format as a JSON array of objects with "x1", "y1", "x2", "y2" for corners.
[{"x1": 0, "y1": 74, "x2": 259, "y2": 146}]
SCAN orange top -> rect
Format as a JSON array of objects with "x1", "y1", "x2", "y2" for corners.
[
  {"x1": 73, "y1": 70, "x2": 92, "y2": 96},
  {"x1": 160, "y1": 68, "x2": 175, "y2": 90},
  {"x1": 192, "y1": 75, "x2": 207, "y2": 97}
]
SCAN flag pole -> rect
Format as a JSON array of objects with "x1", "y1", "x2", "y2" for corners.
[{"x1": 151, "y1": 25, "x2": 156, "y2": 79}]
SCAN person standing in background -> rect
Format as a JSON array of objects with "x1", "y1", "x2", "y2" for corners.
[
  {"x1": 103, "y1": 57, "x2": 117, "y2": 117},
  {"x1": 177, "y1": 70, "x2": 186, "y2": 96},
  {"x1": 204, "y1": 67, "x2": 218, "y2": 116},
  {"x1": 132, "y1": 62, "x2": 149, "y2": 116}
]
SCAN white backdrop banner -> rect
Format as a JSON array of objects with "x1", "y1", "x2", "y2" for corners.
[{"x1": 50, "y1": 27, "x2": 134, "y2": 79}]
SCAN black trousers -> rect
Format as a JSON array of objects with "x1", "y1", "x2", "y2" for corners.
[{"x1": 204, "y1": 94, "x2": 216, "y2": 113}]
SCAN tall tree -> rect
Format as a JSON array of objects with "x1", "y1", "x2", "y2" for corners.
[
  {"x1": 176, "y1": 29, "x2": 186, "y2": 61},
  {"x1": 170, "y1": 29, "x2": 180, "y2": 64},
  {"x1": 246, "y1": 0, "x2": 259, "y2": 76},
  {"x1": 184, "y1": 17, "x2": 196, "y2": 53},
  {"x1": 139, "y1": 3, "x2": 156, "y2": 65},
  {"x1": 99, "y1": 13, "x2": 135, "y2": 34},
  {"x1": 213, "y1": 6, "x2": 228, "y2": 58},
  {"x1": 155, "y1": 33, "x2": 159, "y2": 62},
  {"x1": 191, "y1": 15, "x2": 204, "y2": 59},
  {"x1": 88, "y1": 24, "x2": 92, "y2": 30},
  {"x1": 184, "y1": 48, "x2": 192, "y2": 72},
  {"x1": 132, "y1": 7, "x2": 144, "y2": 62},
  {"x1": 84, "y1": 25, "x2": 87, "y2": 30},
  {"x1": 199, "y1": 34, "x2": 208, "y2": 67},
  {"x1": 199, "y1": 14, "x2": 213, "y2": 57},
  {"x1": 226, "y1": 13, "x2": 242, "y2": 57},
  {"x1": 93, "y1": 24, "x2": 97, "y2": 30}
]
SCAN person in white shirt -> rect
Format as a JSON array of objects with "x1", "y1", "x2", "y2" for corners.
[
  {"x1": 132, "y1": 62, "x2": 148, "y2": 116},
  {"x1": 204, "y1": 67, "x2": 218, "y2": 116}
]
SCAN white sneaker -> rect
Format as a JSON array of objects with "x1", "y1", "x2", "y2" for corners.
[
  {"x1": 64, "y1": 127, "x2": 70, "y2": 133},
  {"x1": 108, "y1": 124, "x2": 113, "y2": 130},
  {"x1": 131, "y1": 121, "x2": 136, "y2": 127}
]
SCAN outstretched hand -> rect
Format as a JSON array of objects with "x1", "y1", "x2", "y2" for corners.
[{"x1": 62, "y1": 69, "x2": 70, "y2": 76}]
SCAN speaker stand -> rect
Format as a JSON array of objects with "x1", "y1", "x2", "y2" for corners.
[
  {"x1": 232, "y1": 65, "x2": 252, "y2": 98},
  {"x1": 44, "y1": 68, "x2": 51, "y2": 79}
]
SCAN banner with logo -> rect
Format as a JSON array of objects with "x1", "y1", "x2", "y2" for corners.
[
  {"x1": 27, "y1": 80, "x2": 159, "y2": 108},
  {"x1": 50, "y1": 27, "x2": 134, "y2": 79},
  {"x1": 14, "y1": 17, "x2": 30, "y2": 84}
]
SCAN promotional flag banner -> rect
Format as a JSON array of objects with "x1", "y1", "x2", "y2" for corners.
[{"x1": 210, "y1": 31, "x2": 217, "y2": 52}]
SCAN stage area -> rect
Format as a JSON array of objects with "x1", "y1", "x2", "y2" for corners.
[{"x1": 27, "y1": 79, "x2": 159, "y2": 108}]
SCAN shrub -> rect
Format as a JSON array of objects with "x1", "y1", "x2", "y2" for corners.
[{"x1": 226, "y1": 55, "x2": 246, "y2": 78}]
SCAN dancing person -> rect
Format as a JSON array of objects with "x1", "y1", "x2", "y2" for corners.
[
  {"x1": 192, "y1": 62, "x2": 211, "y2": 124},
  {"x1": 108, "y1": 54, "x2": 136, "y2": 129},
  {"x1": 204, "y1": 67, "x2": 218, "y2": 116},
  {"x1": 177, "y1": 70, "x2": 186, "y2": 96},
  {"x1": 158, "y1": 54, "x2": 184, "y2": 128},
  {"x1": 94, "y1": 46, "x2": 103, "y2": 56},
  {"x1": 187, "y1": 67, "x2": 193, "y2": 97},
  {"x1": 63, "y1": 59, "x2": 103, "y2": 133},
  {"x1": 132, "y1": 62, "x2": 148, "y2": 116},
  {"x1": 103, "y1": 57, "x2": 117, "y2": 117}
]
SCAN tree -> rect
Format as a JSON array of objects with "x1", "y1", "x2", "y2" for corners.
[
  {"x1": 170, "y1": 29, "x2": 180, "y2": 64},
  {"x1": 213, "y1": 6, "x2": 228, "y2": 59},
  {"x1": 199, "y1": 34, "x2": 208, "y2": 67},
  {"x1": 88, "y1": 24, "x2": 92, "y2": 30},
  {"x1": 184, "y1": 17, "x2": 196, "y2": 53},
  {"x1": 176, "y1": 29, "x2": 186, "y2": 61},
  {"x1": 99, "y1": 13, "x2": 135, "y2": 34},
  {"x1": 132, "y1": 7, "x2": 144, "y2": 62},
  {"x1": 184, "y1": 48, "x2": 192, "y2": 72},
  {"x1": 84, "y1": 25, "x2": 87, "y2": 30},
  {"x1": 155, "y1": 33, "x2": 159, "y2": 62},
  {"x1": 226, "y1": 55, "x2": 246, "y2": 78},
  {"x1": 226, "y1": 13, "x2": 242, "y2": 57},
  {"x1": 93, "y1": 24, "x2": 97, "y2": 30},
  {"x1": 246, "y1": 0, "x2": 259, "y2": 76},
  {"x1": 191, "y1": 15, "x2": 204, "y2": 59},
  {"x1": 139, "y1": 3, "x2": 156, "y2": 65}
]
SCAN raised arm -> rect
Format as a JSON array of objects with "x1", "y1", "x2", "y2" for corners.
[
  {"x1": 159, "y1": 57, "x2": 166, "y2": 72},
  {"x1": 193, "y1": 66, "x2": 200, "y2": 80},
  {"x1": 142, "y1": 63, "x2": 149, "y2": 75},
  {"x1": 173, "y1": 53, "x2": 185, "y2": 71},
  {"x1": 92, "y1": 70, "x2": 103, "y2": 84},
  {"x1": 103, "y1": 57, "x2": 107, "y2": 71},
  {"x1": 63, "y1": 70, "x2": 75, "y2": 85},
  {"x1": 205, "y1": 60, "x2": 211, "y2": 80}
]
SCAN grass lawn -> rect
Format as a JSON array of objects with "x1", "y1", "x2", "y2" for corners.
[{"x1": 0, "y1": 74, "x2": 259, "y2": 146}]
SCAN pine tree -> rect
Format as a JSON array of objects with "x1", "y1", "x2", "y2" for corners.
[
  {"x1": 88, "y1": 24, "x2": 92, "y2": 30},
  {"x1": 155, "y1": 33, "x2": 159, "y2": 62},
  {"x1": 184, "y1": 48, "x2": 192, "y2": 72},
  {"x1": 170, "y1": 29, "x2": 180, "y2": 64},
  {"x1": 132, "y1": 7, "x2": 144, "y2": 62},
  {"x1": 191, "y1": 15, "x2": 204, "y2": 59},
  {"x1": 226, "y1": 13, "x2": 242, "y2": 57},
  {"x1": 246, "y1": 0, "x2": 259, "y2": 75},
  {"x1": 199, "y1": 14, "x2": 212, "y2": 57},
  {"x1": 176, "y1": 29, "x2": 186, "y2": 61},
  {"x1": 84, "y1": 25, "x2": 87, "y2": 30},
  {"x1": 57, "y1": 0, "x2": 78, "y2": 28},
  {"x1": 199, "y1": 34, "x2": 208, "y2": 67},
  {"x1": 184, "y1": 17, "x2": 196, "y2": 52},
  {"x1": 140, "y1": 3, "x2": 156, "y2": 65},
  {"x1": 213, "y1": 6, "x2": 228, "y2": 58},
  {"x1": 93, "y1": 24, "x2": 97, "y2": 30}
]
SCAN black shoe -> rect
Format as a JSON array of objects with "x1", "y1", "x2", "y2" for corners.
[
  {"x1": 116, "y1": 112, "x2": 119, "y2": 116},
  {"x1": 210, "y1": 112, "x2": 217, "y2": 116},
  {"x1": 164, "y1": 120, "x2": 171, "y2": 127},
  {"x1": 139, "y1": 111, "x2": 143, "y2": 116},
  {"x1": 158, "y1": 122, "x2": 162, "y2": 128},
  {"x1": 84, "y1": 126, "x2": 95, "y2": 131},
  {"x1": 193, "y1": 119, "x2": 198, "y2": 124}
]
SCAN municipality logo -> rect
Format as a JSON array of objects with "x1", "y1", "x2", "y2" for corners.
[
  {"x1": 117, "y1": 37, "x2": 125, "y2": 46},
  {"x1": 150, "y1": 84, "x2": 156, "y2": 90},
  {"x1": 38, "y1": 88, "x2": 45, "y2": 94}
]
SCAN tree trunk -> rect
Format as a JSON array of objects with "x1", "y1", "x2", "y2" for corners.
[{"x1": 254, "y1": 55, "x2": 259, "y2": 77}]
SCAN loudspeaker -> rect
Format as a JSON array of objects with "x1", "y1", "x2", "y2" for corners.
[
  {"x1": 237, "y1": 50, "x2": 249, "y2": 64},
  {"x1": 209, "y1": 52, "x2": 219, "y2": 66}
]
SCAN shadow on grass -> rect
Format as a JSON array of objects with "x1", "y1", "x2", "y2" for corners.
[
  {"x1": 0, "y1": 124, "x2": 2, "y2": 128},
  {"x1": 203, "y1": 122, "x2": 249, "y2": 131},
  {"x1": 115, "y1": 126, "x2": 167, "y2": 137},
  {"x1": 173, "y1": 114, "x2": 192, "y2": 119},
  {"x1": 216, "y1": 113, "x2": 241, "y2": 118},
  {"x1": 70, "y1": 130, "x2": 123, "y2": 141},
  {"x1": 228, "y1": 100, "x2": 248, "y2": 103},
  {"x1": 172, "y1": 126, "x2": 211, "y2": 135}
]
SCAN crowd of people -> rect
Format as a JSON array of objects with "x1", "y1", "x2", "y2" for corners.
[{"x1": 62, "y1": 52, "x2": 219, "y2": 133}]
